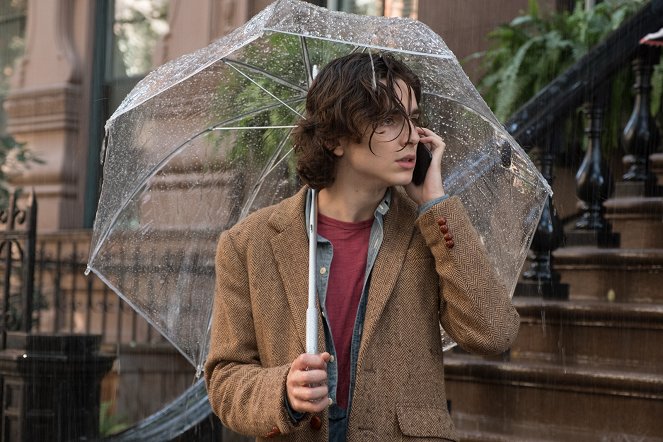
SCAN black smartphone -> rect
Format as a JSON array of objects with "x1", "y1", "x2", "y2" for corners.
[{"x1": 411, "y1": 142, "x2": 432, "y2": 186}]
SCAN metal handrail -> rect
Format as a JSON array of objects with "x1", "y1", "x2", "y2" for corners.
[{"x1": 506, "y1": 0, "x2": 663, "y2": 146}]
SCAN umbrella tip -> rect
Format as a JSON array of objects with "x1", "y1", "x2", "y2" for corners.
[{"x1": 312, "y1": 64, "x2": 319, "y2": 80}]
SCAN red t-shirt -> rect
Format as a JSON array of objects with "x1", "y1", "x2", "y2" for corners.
[{"x1": 317, "y1": 213, "x2": 372, "y2": 410}]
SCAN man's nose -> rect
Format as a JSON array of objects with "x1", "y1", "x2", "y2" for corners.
[{"x1": 406, "y1": 119, "x2": 420, "y2": 145}]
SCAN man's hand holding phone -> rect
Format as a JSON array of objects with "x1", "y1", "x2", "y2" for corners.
[
  {"x1": 411, "y1": 142, "x2": 432, "y2": 186},
  {"x1": 406, "y1": 127, "x2": 446, "y2": 205}
]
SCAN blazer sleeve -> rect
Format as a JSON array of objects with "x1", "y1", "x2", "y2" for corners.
[
  {"x1": 204, "y1": 230, "x2": 302, "y2": 437},
  {"x1": 415, "y1": 196, "x2": 520, "y2": 355}
]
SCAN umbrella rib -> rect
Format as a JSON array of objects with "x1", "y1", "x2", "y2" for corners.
[
  {"x1": 243, "y1": 97, "x2": 304, "y2": 189},
  {"x1": 90, "y1": 98, "x2": 307, "y2": 265},
  {"x1": 239, "y1": 137, "x2": 295, "y2": 220},
  {"x1": 423, "y1": 91, "x2": 551, "y2": 195},
  {"x1": 209, "y1": 97, "x2": 305, "y2": 130},
  {"x1": 222, "y1": 58, "x2": 307, "y2": 92},
  {"x1": 85, "y1": 264, "x2": 198, "y2": 368},
  {"x1": 211, "y1": 126, "x2": 296, "y2": 130},
  {"x1": 263, "y1": 28, "x2": 456, "y2": 60},
  {"x1": 260, "y1": 146, "x2": 294, "y2": 182},
  {"x1": 300, "y1": 36, "x2": 313, "y2": 88},
  {"x1": 222, "y1": 59, "x2": 305, "y2": 119}
]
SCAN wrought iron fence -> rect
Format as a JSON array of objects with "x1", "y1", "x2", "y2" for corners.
[
  {"x1": 29, "y1": 229, "x2": 167, "y2": 347},
  {"x1": 0, "y1": 190, "x2": 36, "y2": 347}
]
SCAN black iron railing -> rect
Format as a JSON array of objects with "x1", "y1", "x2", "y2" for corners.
[
  {"x1": 1, "y1": 222, "x2": 168, "y2": 350},
  {"x1": 0, "y1": 190, "x2": 36, "y2": 346},
  {"x1": 513, "y1": 0, "x2": 663, "y2": 297},
  {"x1": 30, "y1": 230, "x2": 166, "y2": 346}
]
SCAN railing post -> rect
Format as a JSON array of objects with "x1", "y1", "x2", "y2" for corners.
[
  {"x1": 1, "y1": 193, "x2": 17, "y2": 350},
  {"x1": 0, "y1": 192, "x2": 115, "y2": 442},
  {"x1": 621, "y1": 44, "x2": 661, "y2": 195},
  {"x1": 567, "y1": 88, "x2": 619, "y2": 247},
  {"x1": 0, "y1": 190, "x2": 37, "y2": 336},
  {"x1": 0, "y1": 333, "x2": 114, "y2": 442},
  {"x1": 516, "y1": 129, "x2": 569, "y2": 298},
  {"x1": 20, "y1": 191, "x2": 36, "y2": 333}
]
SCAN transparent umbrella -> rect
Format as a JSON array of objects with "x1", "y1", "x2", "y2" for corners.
[{"x1": 86, "y1": 0, "x2": 552, "y2": 375}]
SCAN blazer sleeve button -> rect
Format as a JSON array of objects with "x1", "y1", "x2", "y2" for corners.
[
  {"x1": 310, "y1": 415, "x2": 323, "y2": 431},
  {"x1": 265, "y1": 426, "x2": 281, "y2": 438}
]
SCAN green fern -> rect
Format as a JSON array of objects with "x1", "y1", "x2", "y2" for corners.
[
  {"x1": 476, "y1": 0, "x2": 656, "y2": 124},
  {"x1": 99, "y1": 401, "x2": 130, "y2": 437}
]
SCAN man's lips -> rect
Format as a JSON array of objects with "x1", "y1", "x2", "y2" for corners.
[{"x1": 396, "y1": 154, "x2": 416, "y2": 169}]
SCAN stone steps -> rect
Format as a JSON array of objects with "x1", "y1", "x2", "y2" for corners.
[
  {"x1": 446, "y1": 155, "x2": 663, "y2": 440},
  {"x1": 604, "y1": 196, "x2": 663, "y2": 248},
  {"x1": 510, "y1": 298, "x2": 663, "y2": 372},
  {"x1": 444, "y1": 353, "x2": 663, "y2": 441},
  {"x1": 553, "y1": 247, "x2": 663, "y2": 302},
  {"x1": 453, "y1": 246, "x2": 663, "y2": 440},
  {"x1": 652, "y1": 152, "x2": 663, "y2": 186}
]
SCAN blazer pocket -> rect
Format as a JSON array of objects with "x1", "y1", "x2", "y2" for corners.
[{"x1": 396, "y1": 405, "x2": 459, "y2": 441}]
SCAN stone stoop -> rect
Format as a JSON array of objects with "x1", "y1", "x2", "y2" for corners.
[
  {"x1": 445, "y1": 158, "x2": 663, "y2": 440},
  {"x1": 444, "y1": 297, "x2": 663, "y2": 440},
  {"x1": 604, "y1": 196, "x2": 663, "y2": 248},
  {"x1": 510, "y1": 299, "x2": 663, "y2": 371},
  {"x1": 444, "y1": 353, "x2": 663, "y2": 441},
  {"x1": 652, "y1": 153, "x2": 663, "y2": 187},
  {"x1": 552, "y1": 247, "x2": 663, "y2": 303}
]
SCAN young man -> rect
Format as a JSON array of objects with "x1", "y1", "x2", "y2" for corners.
[{"x1": 205, "y1": 53, "x2": 520, "y2": 441}]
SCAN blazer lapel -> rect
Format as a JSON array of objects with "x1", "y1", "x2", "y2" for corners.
[
  {"x1": 359, "y1": 190, "x2": 416, "y2": 363},
  {"x1": 269, "y1": 187, "x2": 415, "y2": 357}
]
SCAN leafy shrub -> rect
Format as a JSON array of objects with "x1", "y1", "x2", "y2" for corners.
[{"x1": 476, "y1": 0, "x2": 659, "y2": 122}]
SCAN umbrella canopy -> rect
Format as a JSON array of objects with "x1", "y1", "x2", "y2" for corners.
[{"x1": 87, "y1": 0, "x2": 551, "y2": 374}]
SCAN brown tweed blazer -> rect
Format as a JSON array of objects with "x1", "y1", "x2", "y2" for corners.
[{"x1": 204, "y1": 186, "x2": 520, "y2": 441}]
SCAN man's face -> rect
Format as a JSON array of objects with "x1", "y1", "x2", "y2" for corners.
[{"x1": 333, "y1": 78, "x2": 421, "y2": 190}]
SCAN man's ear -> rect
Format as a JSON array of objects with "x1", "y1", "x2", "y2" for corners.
[{"x1": 331, "y1": 139, "x2": 346, "y2": 157}]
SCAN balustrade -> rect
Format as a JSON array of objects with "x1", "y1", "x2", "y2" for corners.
[
  {"x1": 516, "y1": 129, "x2": 568, "y2": 298},
  {"x1": 622, "y1": 45, "x2": 662, "y2": 195},
  {"x1": 0, "y1": 191, "x2": 36, "y2": 345},
  {"x1": 511, "y1": 2, "x2": 663, "y2": 294}
]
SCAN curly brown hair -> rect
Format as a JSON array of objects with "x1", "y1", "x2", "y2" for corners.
[{"x1": 292, "y1": 52, "x2": 422, "y2": 189}]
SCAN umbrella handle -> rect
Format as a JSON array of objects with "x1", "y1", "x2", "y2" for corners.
[
  {"x1": 306, "y1": 308, "x2": 318, "y2": 355},
  {"x1": 306, "y1": 189, "x2": 318, "y2": 355}
]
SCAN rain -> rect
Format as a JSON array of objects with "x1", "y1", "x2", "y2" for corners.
[{"x1": 0, "y1": 0, "x2": 661, "y2": 441}]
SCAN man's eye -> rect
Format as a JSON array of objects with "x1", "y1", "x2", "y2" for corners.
[{"x1": 381, "y1": 117, "x2": 396, "y2": 126}]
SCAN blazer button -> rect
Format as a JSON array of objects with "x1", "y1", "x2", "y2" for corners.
[
  {"x1": 310, "y1": 415, "x2": 322, "y2": 431},
  {"x1": 265, "y1": 426, "x2": 281, "y2": 438}
]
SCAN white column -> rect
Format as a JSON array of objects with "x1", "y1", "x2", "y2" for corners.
[
  {"x1": 3, "y1": 0, "x2": 94, "y2": 231},
  {"x1": 155, "y1": 0, "x2": 252, "y2": 65}
]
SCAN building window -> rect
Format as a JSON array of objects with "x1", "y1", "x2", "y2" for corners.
[
  {"x1": 383, "y1": 0, "x2": 417, "y2": 18},
  {"x1": 108, "y1": 0, "x2": 170, "y2": 113},
  {"x1": 325, "y1": 0, "x2": 417, "y2": 18},
  {"x1": 339, "y1": 0, "x2": 384, "y2": 15},
  {"x1": 0, "y1": 0, "x2": 26, "y2": 135},
  {"x1": 85, "y1": 0, "x2": 169, "y2": 226}
]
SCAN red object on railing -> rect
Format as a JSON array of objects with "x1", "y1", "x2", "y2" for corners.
[{"x1": 640, "y1": 27, "x2": 663, "y2": 46}]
